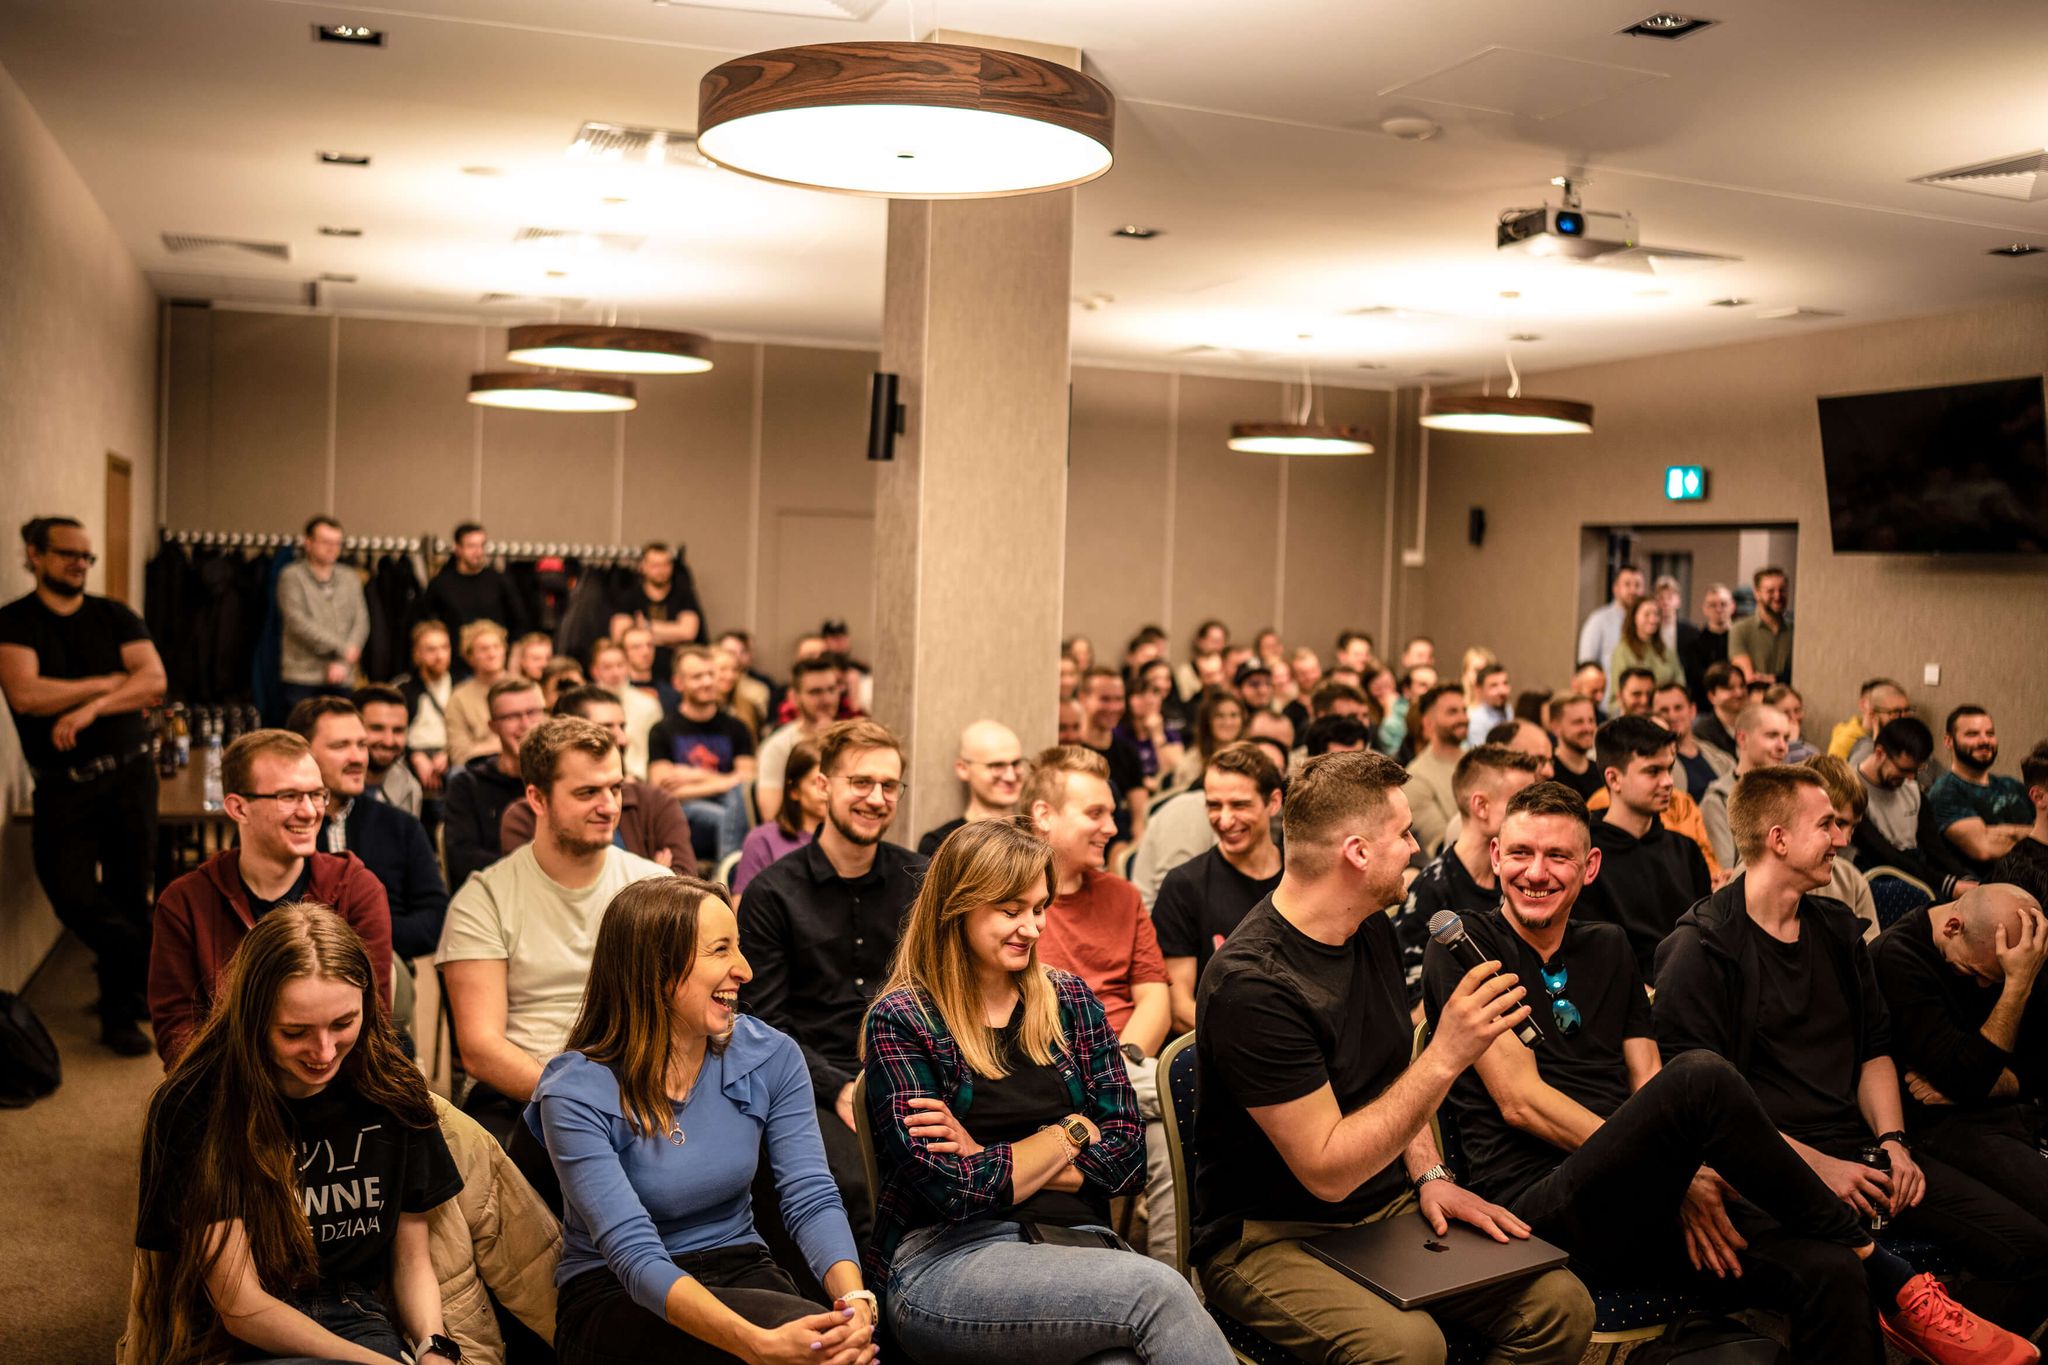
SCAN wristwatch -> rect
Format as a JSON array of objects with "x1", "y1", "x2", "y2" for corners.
[
  {"x1": 1876, "y1": 1130, "x2": 1911, "y2": 1151},
  {"x1": 1120, "y1": 1042, "x2": 1146, "y2": 1066},
  {"x1": 1413, "y1": 1163, "x2": 1453, "y2": 1191},
  {"x1": 1060, "y1": 1114, "x2": 1094, "y2": 1154},
  {"x1": 412, "y1": 1333, "x2": 462, "y2": 1364}
]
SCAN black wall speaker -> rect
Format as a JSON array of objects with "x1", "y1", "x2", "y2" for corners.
[
  {"x1": 867, "y1": 372, "x2": 905, "y2": 461},
  {"x1": 1468, "y1": 507, "x2": 1486, "y2": 547}
]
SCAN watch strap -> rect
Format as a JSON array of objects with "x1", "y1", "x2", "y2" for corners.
[
  {"x1": 1876, "y1": 1130, "x2": 1910, "y2": 1149},
  {"x1": 1413, "y1": 1163, "x2": 1452, "y2": 1190}
]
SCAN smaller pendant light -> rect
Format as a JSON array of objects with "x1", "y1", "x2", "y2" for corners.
[
  {"x1": 1420, "y1": 350, "x2": 1593, "y2": 435},
  {"x1": 466, "y1": 372, "x2": 637, "y2": 413},
  {"x1": 506, "y1": 324, "x2": 712, "y2": 376},
  {"x1": 1228, "y1": 361, "x2": 1375, "y2": 456}
]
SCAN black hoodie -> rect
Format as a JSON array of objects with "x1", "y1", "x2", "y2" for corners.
[
  {"x1": 1577, "y1": 810, "x2": 1711, "y2": 978},
  {"x1": 1651, "y1": 873, "x2": 1891, "y2": 1080}
]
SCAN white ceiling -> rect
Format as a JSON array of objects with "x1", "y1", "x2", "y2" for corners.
[{"x1": 5, "y1": 0, "x2": 2048, "y2": 385}]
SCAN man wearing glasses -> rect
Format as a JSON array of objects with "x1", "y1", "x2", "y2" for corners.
[
  {"x1": 148, "y1": 730, "x2": 392, "y2": 1065},
  {"x1": 0, "y1": 517, "x2": 168, "y2": 1055},
  {"x1": 741, "y1": 719, "x2": 926, "y2": 1247},
  {"x1": 1423, "y1": 781, "x2": 2024, "y2": 1365},
  {"x1": 441, "y1": 677, "x2": 547, "y2": 892},
  {"x1": 915, "y1": 719, "x2": 1024, "y2": 856}
]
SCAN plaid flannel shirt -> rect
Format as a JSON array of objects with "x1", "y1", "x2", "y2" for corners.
[{"x1": 859, "y1": 968, "x2": 1144, "y2": 1288}]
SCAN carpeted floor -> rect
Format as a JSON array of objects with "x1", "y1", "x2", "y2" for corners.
[{"x1": 1, "y1": 934, "x2": 161, "y2": 1364}]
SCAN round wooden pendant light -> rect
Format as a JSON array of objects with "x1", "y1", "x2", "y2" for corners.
[
  {"x1": 1227, "y1": 423, "x2": 1376, "y2": 456},
  {"x1": 1419, "y1": 395, "x2": 1594, "y2": 435},
  {"x1": 697, "y1": 41, "x2": 1115, "y2": 198},
  {"x1": 505, "y1": 324, "x2": 712, "y2": 376},
  {"x1": 466, "y1": 372, "x2": 637, "y2": 413}
]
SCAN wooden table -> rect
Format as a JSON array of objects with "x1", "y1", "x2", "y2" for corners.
[{"x1": 157, "y1": 761, "x2": 233, "y2": 826}]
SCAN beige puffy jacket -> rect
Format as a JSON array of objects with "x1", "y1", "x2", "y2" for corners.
[{"x1": 119, "y1": 1093, "x2": 560, "y2": 1365}]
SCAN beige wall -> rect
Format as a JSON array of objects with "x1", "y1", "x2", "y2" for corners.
[
  {"x1": 0, "y1": 60, "x2": 160, "y2": 989},
  {"x1": 163, "y1": 309, "x2": 1400, "y2": 682},
  {"x1": 1407, "y1": 298, "x2": 2048, "y2": 753}
]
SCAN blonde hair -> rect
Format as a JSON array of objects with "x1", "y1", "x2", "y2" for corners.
[
  {"x1": 1019, "y1": 744, "x2": 1110, "y2": 818},
  {"x1": 863, "y1": 818, "x2": 1064, "y2": 1080},
  {"x1": 459, "y1": 618, "x2": 508, "y2": 658},
  {"x1": 1729, "y1": 764, "x2": 1826, "y2": 863}
]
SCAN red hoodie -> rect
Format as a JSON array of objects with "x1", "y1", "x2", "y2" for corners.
[{"x1": 148, "y1": 848, "x2": 393, "y2": 1065}]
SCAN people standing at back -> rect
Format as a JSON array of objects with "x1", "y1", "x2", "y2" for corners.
[
  {"x1": 276, "y1": 514, "x2": 368, "y2": 713},
  {"x1": 1677, "y1": 581, "x2": 1733, "y2": 706},
  {"x1": 917, "y1": 719, "x2": 1025, "y2": 856},
  {"x1": 1578, "y1": 562, "x2": 1643, "y2": 682},
  {"x1": 1153, "y1": 742, "x2": 1284, "y2": 1034},
  {"x1": 1728, "y1": 566, "x2": 1794, "y2": 686},
  {"x1": 0, "y1": 514, "x2": 168, "y2": 1055},
  {"x1": 424, "y1": 522, "x2": 526, "y2": 645},
  {"x1": 443, "y1": 620, "x2": 511, "y2": 765},
  {"x1": 607, "y1": 540, "x2": 702, "y2": 684},
  {"x1": 436, "y1": 715, "x2": 672, "y2": 1140},
  {"x1": 1608, "y1": 597, "x2": 1681, "y2": 705}
]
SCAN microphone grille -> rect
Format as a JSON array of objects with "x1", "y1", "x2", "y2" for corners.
[{"x1": 1427, "y1": 910, "x2": 1463, "y2": 943}]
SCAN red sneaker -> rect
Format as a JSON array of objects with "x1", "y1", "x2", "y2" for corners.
[{"x1": 1881, "y1": 1273, "x2": 2040, "y2": 1365}]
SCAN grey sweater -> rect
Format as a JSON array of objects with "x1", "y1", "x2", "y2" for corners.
[{"x1": 277, "y1": 559, "x2": 370, "y2": 685}]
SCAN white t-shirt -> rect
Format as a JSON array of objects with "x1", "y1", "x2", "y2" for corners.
[
  {"x1": 614, "y1": 684, "x2": 664, "y2": 781},
  {"x1": 434, "y1": 843, "x2": 672, "y2": 1064}
]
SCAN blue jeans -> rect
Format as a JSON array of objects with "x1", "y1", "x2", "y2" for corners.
[
  {"x1": 243, "y1": 1282, "x2": 406, "y2": 1363},
  {"x1": 684, "y1": 785, "x2": 749, "y2": 862},
  {"x1": 887, "y1": 1217, "x2": 1234, "y2": 1365}
]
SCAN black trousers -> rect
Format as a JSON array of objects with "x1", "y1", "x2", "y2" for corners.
[
  {"x1": 556, "y1": 1242, "x2": 821, "y2": 1365},
  {"x1": 1914, "y1": 1103, "x2": 2048, "y2": 1228},
  {"x1": 1511, "y1": 1051, "x2": 1880, "y2": 1365},
  {"x1": 750, "y1": 1095, "x2": 873, "y2": 1302},
  {"x1": 30, "y1": 754, "x2": 157, "y2": 1023}
]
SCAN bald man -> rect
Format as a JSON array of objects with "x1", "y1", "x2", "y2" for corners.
[
  {"x1": 916, "y1": 719, "x2": 1025, "y2": 856},
  {"x1": 1874, "y1": 885, "x2": 2048, "y2": 1221}
]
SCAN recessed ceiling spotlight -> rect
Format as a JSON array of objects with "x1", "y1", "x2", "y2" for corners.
[
  {"x1": 461, "y1": 165, "x2": 504, "y2": 177},
  {"x1": 318, "y1": 151, "x2": 371, "y2": 167},
  {"x1": 1379, "y1": 116, "x2": 1441, "y2": 142},
  {"x1": 1112, "y1": 225, "x2": 1162, "y2": 240},
  {"x1": 1509, "y1": 332, "x2": 1542, "y2": 342},
  {"x1": 318, "y1": 272, "x2": 357, "y2": 283},
  {"x1": 1709, "y1": 297, "x2": 1751, "y2": 307},
  {"x1": 1989, "y1": 243, "x2": 2043, "y2": 256},
  {"x1": 313, "y1": 23, "x2": 384, "y2": 46},
  {"x1": 1620, "y1": 12, "x2": 1717, "y2": 39},
  {"x1": 545, "y1": 270, "x2": 569, "y2": 279},
  {"x1": 1498, "y1": 290, "x2": 1521, "y2": 299},
  {"x1": 1356, "y1": 362, "x2": 1388, "y2": 370},
  {"x1": 318, "y1": 226, "x2": 363, "y2": 237}
]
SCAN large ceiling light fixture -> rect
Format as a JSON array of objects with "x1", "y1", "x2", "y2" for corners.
[
  {"x1": 1420, "y1": 350, "x2": 1593, "y2": 435},
  {"x1": 697, "y1": 41, "x2": 1115, "y2": 198},
  {"x1": 506, "y1": 324, "x2": 712, "y2": 375},
  {"x1": 466, "y1": 372, "x2": 637, "y2": 413},
  {"x1": 1229, "y1": 361, "x2": 1375, "y2": 456}
]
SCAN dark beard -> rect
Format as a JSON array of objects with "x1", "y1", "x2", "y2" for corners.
[
  {"x1": 1958, "y1": 745, "x2": 1998, "y2": 775},
  {"x1": 39, "y1": 571, "x2": 82, "y2": 598}
]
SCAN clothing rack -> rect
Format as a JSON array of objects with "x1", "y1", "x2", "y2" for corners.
[{"x1": 158, "y1": 528, "x2": 640, "y2": 563}]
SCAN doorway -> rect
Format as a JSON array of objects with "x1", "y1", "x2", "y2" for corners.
[
  {"x1": 1579, "y1": 522, "x2": 1798, "y2": 630},
  {"x1": 104, "y1": 453, "x2": 133, "y2": 605}
]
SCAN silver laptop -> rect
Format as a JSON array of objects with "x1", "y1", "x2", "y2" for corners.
[{"x1": 1303, "y1": 1215, "x2": 1570, "y2": 1310}]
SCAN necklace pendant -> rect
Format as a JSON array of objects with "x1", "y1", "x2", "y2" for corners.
[{"x1": 669, "y1": 1127, "x2": 686, "y2": 1146}]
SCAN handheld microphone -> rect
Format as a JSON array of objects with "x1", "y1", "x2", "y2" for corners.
[{"x1": 1427, "y1": 910, "x2": 1542, "y2": 1049}]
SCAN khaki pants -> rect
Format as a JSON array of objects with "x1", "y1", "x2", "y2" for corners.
[{"x1": 1198, "y1": 1190, "x2": 1594, "y2": 1365}]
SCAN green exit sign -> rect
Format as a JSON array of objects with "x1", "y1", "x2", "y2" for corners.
[{"x1": 1665, "y1": 465, "x2": 1707, "y2": 501}]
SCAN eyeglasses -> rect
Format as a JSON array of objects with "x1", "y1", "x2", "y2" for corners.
[
  {"x1": 45, "y1": 548, "x2": 97, "y2": 565},
  {"x1": 968, "y1": 760, "x2": 1024, "y2": 774},
  {"x1": 841, "y1": 775, "x2": 906, "y2": 800},
  {"x1": 238, "y1": 789, "x2": 332, "y2": 812},
  {"x1": 1540, "y1": 963, "x2": 1581, "y2": 1039}
]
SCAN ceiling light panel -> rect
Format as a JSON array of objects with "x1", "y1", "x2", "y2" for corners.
[
  {"x1": 1618, "y1": 13, "x2": 1717, "y2": 40},
  {"x1": 313, "y1": 23, "x2": 383, "y2": 46},
  {"x1": 1912, "y1": 150, "x2": 2048, "y2": 202}
]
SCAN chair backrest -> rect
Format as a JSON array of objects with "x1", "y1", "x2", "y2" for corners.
[
  {"x1": 1158, "y1": 1030, "x2": 1198, "y2": 1279},
  {"x1": 1867, "y1": 865, "x2": 1936, "y2": 929},
  {"x1": 713, "y1": 848, "x2": 743, "y2": 890},
  {"x1": 851, "y1": 1070, "x2": 881, "y2": 1223}
]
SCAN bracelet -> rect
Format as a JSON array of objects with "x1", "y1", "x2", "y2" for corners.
[{"x1": 841, "y1": 1289, "x2": 878, "y2": 1316}]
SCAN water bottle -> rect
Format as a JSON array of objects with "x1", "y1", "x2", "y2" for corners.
[
  {"x1": 1860, "y1": 1142, "x2": 1892, "y2": 1233},
  {"x1": 201, "y1": 717, "x2": 225, "y2": 812},
  {"x1": 172, "y1": 704, "x2": 191, "y2": 768}
]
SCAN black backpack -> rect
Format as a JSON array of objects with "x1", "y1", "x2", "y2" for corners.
[
  {"x1": 0, "y1": 991, "x2": 62, "y2": 1107},
  {"x1": 1631, "y1": 1315, "x2": 1789, "y2": 1365}
]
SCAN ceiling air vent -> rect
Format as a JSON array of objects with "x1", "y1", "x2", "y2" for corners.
[
  {"x1": 160, "y1": 233, "x2": 292, "y2": 262},
  {"x1": 512, "y1": 227, "x2": 646, "y2": 255},
  {"x1": 1912, "y1": 150, "x2": 2048, "y2": 203},
  {"x1": 568, "y1": 122, "x2": 715, "y2": 169},
  {"x1": 477, "y1": 291, "x2": 591, "y2": 309}
]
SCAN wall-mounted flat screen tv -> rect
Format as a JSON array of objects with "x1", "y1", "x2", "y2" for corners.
[{"x1": 1817, "y1": 375, "x2": 2047, "y2": 553}]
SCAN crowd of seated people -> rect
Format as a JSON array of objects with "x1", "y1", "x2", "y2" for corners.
[{"x1": 19, "y1": 510, "x2": 2048, "y2": 1364}]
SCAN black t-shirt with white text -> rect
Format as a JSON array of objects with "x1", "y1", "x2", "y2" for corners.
[
  {"x1": 1152, "y1": 847, "x2": 1281, "y2": 988},
  {"x1": 1192, "y1": 897, "x2": 1413, "y2": 1265},
  {"x1": 1422, "y1": 909, "x2": 1651, "y2": 1208},
  {"x1": 138, "y1": 1075, "x2": 461, "y2": 1286},
  {"x1": 649, "y1": 709, "x2": 756, "y2": 774},
  {"x1": 0, "y1": 592, "x2": 152, "y2": 771}
]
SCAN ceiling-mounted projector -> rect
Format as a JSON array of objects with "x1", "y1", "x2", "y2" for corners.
[
  {"x1": 1496, "y1": 205, "x2": 1639, "y2": 259},
  {"x1": 1496, "y1": 174, "x2": 1740, "y2": 273}
]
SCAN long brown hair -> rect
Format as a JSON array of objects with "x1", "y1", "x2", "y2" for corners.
[
  {"x1": 134, "y1": 904, "x2": 431, "y2": 1365},
  {"x1": 566, "y1": 875, "x2": 733, "y2": 1140},
  {"x1": 863, "y1": 818, "x2": 1064, "y2": 1080},
  {"x1": 1622, "y1": 597, "x2": 1668, "y2": 659},
  {"x1": 775, "y1": 739, "x2": 822, "y2": 839}
]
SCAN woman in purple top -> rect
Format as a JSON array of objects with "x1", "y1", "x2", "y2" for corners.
[{"x1": 733, "y1": 738, "x2": 823, "y2": 895}]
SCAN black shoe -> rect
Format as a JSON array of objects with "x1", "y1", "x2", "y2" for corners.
[{"x1": 101, "y1": 1019, "x2": 152, "y2": 1057}]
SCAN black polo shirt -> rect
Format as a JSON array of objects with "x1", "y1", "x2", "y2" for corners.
[{"x1": 738, "y1": 838, "x2": 927, "y2": 1101}]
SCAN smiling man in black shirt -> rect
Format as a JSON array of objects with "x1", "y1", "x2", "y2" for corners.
[
  {"x1": 740, "y1": 719, "x2": 925, "y2": 1245},
  {"x1": 0, "y1": 516, "x2": 167, "y2": 1054},
  {"x1": 1194, "y1": 751, "x2": 1593, "y2": 1365},
  {"x1": 1426, "y1": 782, "x2": 1955, "y2": 1365},
  {"x1": 1152, "y1": 742, "x2": 1282, "y2": 1033}
]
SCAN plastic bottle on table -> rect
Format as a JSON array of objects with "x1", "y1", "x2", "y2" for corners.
[{"x1": 201, "y1": 716, "x2": 225, "y2": 812}]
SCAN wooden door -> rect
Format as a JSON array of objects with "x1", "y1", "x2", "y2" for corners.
[{"x1": 104, "y1": 453, "x2": 133, "y2": 604}]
